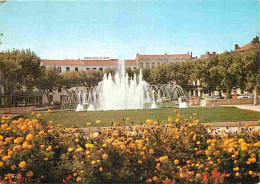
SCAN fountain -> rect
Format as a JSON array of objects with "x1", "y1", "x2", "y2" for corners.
[{"x1": 61, "y1": 60, "x2": 187, "y2": 111}]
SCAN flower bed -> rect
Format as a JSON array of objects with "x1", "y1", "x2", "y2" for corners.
[{"x1": 0, "y1": 110, "x2": 259, "y2": 183}]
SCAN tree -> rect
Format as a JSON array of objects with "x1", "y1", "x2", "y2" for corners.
[
  {"x1": 0, "y1": 49, "x2": 42, "y2": 106},
  {"x1": 36, "y1": 66, "x2": 62, "y2": 105},
  {"x1": 242, "y1": 47, "x2": 260, "y2": 105}
]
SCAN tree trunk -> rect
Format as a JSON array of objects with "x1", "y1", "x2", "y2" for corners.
[
  {"x1": 43, "y1": 89, "x2": 51, "y2": 105},
  {"x1": 254, "y1": 85, "x2": 259, "y2": 106},
  {"x1": 226, "y1": 86, "x2": 231, "y2": 99},
  {"x1": 219, "y1": 90, "x2": 222, "y2": 99}
]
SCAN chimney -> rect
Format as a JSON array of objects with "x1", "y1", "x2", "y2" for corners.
[
  {"x1": 235, "y1": 44, "x2": 239, "y2": 50},
  {"x1": 207, "y1": 52, "x2": 210, "y2": 55}
]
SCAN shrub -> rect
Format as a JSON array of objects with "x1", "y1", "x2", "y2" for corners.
[{"x1": 0, "y1": 110, "x2": 259, "y2": 183}]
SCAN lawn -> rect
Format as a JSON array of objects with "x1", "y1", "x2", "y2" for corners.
[{"x1": 23, "y1": 106, "x2": 260, "y2": 127}]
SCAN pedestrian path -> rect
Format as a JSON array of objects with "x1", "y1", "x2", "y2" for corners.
[{"x1": 221, "y1": 104, "x2": 260, "y2": 112}]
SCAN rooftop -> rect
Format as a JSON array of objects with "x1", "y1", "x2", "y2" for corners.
[{"x1": 136, "y1": 53, "x2": 190, "y2": 59}]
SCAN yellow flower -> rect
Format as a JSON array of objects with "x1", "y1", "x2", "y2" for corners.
[
  {"x1": 46, "y1": 145, "x2": 52, "y2": 151},
  {"x1": 19, "y1": 161, "x2": 26, "y2": 169},
  {"x1": 75, "y1": 147, "x2": 83, "y2": 152},
  {"x1": 235, "y1": 172, "x2": 239, "y2": 177},
  {"x1": 2, "y1": 155, "x2": 11, "y2": 161},
  {"x1": 228, "y1": 148, "x2": 235, "y2": 153},
  {"x1": 138, "y1": 160, "x2": 142, "y2": 164},
  {"x1": 91, "y1": 160, "x2": 96, "y2": 165},
  {"x1": 233, "y1": 167, "x2": 239, "y2": 171},
  {"x1": 96, "y1": 120, "x2": 101, "y2": 124},
  {"x1": 87, "y1": 122, "x2": 91, "y2": 126},
  {"x1": 36, "y1": 114, "x2": 42, "y2": 118},
  {"x1": 26, "y1": 134, "x2": 34, "y2": 141},
  {"x1": 249, "y1": 171, "x2": 253, "y2": 175},
  {"x1": 0, "y1": 161, "x2": 4, "y2": 167},
  {"x1": 68, "y1": 147, "x2": 74, "y2": 152},
  {"x1": 196, "y1": 173, "x2": 201, "y2": 178},
  {"x1": 250, "y1": 157, "x2": 256, "y2": 163},
  {"x1": 102, "y1": 154, "x2": 108, "y2": 160},
  {"x1": 174, "y1": 159, "x2": 179, "y2": 165},
  {"x1": 47, "y1": 109, "x2": 52, "y2": 113},
  {"x1": 175, "y1": 118, "x2": 180, "y2": 123},
  {"x1": 99, "y1": 167, "x2": 103, "y2": 172}
]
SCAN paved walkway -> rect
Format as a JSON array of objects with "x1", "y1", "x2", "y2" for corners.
[{"x1": 221, "y1": 104, "x2": 260, "y2": 112}]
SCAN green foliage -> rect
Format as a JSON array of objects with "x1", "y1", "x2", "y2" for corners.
[{"x1": 0, "y1": 49, "x2": 42, "y2": 106}]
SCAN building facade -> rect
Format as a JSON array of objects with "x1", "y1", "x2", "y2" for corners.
[{"x1": 136, "y1": 52, "x2": 192, "y2": 68}]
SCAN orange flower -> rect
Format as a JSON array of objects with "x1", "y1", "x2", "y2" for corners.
[
  {"x1": 146, "y1": 178, "x2": 152, "y2": 183},
  {"x1": 19, "y1": 161, "x2": 26, "y2": 169},
  {"x1": 76, "y1": 177, "x2": 81, "y2": 182},
  {"x1": 149, "y1": 149, "x2": 154, "y2": 155},
  {"x1": 26, "y1": 171, "x2": 34, "y2": 177}
]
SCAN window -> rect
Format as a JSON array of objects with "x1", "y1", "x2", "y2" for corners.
[
  {"x1": 152, "y1": 62, "x2": 155, "y2": 68},
  {"x1": 57, "y1": 67, "x2": 61, "y2": 73},
  {"x1": 146, "y1": 62, "x2": 150, "y2": 68},
  {"x1": 133, "y1": 67, "x2": 136, "y2": 69},
  {"x1": 140, "y1": 62, "x2": 143, "y2": 68},
  {"x1": 58, "y1": 87, "x2": 62, "y2": 92},
  {"x1": 60, "y1": 95, "x2": 63, "y2": 102},
  {"x1": 75, "y1": 67, "x2": 78, "y2": 72},
  {"x1": 157, "y1": 62, "x2": 160, "y2": 66},
  {"x1": 66, "y1": 67, "x2": 70, "y2": 71},
  {"x1": 49, "y1": 95, "x2": 53, "y2": 102},
  {"x1": 93, "y1": 68, "x2": 96, "y2": 70},
  {"x1": 86, "y1": 68, "x2": 90, "y2": 70},
  {"x1": 49, "y1": 88, "x2": 53, "y2": 92},
  {"x1": 99, "y1": 68, "x2": 103, "y2": 71}
]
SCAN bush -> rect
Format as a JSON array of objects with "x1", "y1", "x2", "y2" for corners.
[{"x1": 0, "y1": 110, "x2": 259, "y2": 183}]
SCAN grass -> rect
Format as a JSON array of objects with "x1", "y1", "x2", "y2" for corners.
[{"x1": 22, "y1": 107, "x2": 260, "y2": 128}]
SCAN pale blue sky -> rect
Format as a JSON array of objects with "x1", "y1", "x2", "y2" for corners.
[{"x1": 0, "y1": 0, "x2": 259, "y2": 59}]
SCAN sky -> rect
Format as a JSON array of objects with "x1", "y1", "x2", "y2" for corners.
[{"x1": 0, "y1": 0, "x2": 259, "y2": 60}]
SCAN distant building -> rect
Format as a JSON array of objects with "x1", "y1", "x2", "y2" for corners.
[
  {"x1": 41, "y1": 59, "x2": 138, "y2": 73},
  {"x1": 234, "y1": 36, "x2": 260, "y2": 52},
  {"x1": 200, "y1": 52, "x2": 216, "y2": 59},
  {"x1": 136, "y1": 52, "x2": 192, "y2": 68}
]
